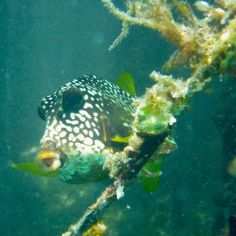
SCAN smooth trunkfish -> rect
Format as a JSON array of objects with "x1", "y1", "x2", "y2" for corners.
[{"x1": 36, "y1": 75, "x2": 134, "y2": 183}]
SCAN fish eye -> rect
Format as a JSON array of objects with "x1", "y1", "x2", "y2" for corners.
[{"x1": 62, "y1": 88, "x2": 84, "y2": 113}]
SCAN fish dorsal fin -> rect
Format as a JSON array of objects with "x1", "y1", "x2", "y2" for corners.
[{"x1": 115, "y1": 72, "x2": 136, "y2": 96}]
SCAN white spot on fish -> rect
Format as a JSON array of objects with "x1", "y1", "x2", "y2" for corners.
[
  {"x1": 70, "y1": 113, "x2": 76, "y2": 119},
  {"x1": 77, "y1": 133, "x2": 84, "y2": 141},
  {"x1": 75, "y1": 142, "x2": 81, "y2": 148},
  {"x1": 94, "y1": 140, "x2": 105, "y2": 150},
  {"x1": 80, "y1": 110, "x2": 91, "y2": 119},
  {"x1": 84, "y1": 102, "x2": 93, "y2": 109},
  {"x1": 70, "y1": 120, "x2": 79, "y2": 125},
  {"x1": 95, "y1": 104, "x2": 102, "y2": 111},
  {"x1": 66, "y1": 126, "x2": 72, "y2": 132},
  {"x1": 94, "y1": 128, "x2": 99, "y2": 136},
  {"x1": 85, "y1": 120, "x2": 91, "y2": 129},
  {"x1": 79, "y1": 87, "x2": 86, "y2": 92},
  {"x1": 59, "y1": 131, "x2": 67, "y2": 138},
  {"x1": 69, "y1": 134, "x2": 75, "y2": 142},
  {"x1": 84, "y1": 137, "x2": 93, "y2": 146},
  {"x1": 62, "y1": 139, "x2": 67, "y2": 145},
  {"x1": 73, "y1": 127, "x2": 80, "y2": 133},
  {"x1": 89, "y1": 130, "x2": 94, "y2": 138},
  {"x1": 77, "y1": 114, "x2": 85, "y2": 122},
  {"x1": 82, "y1": 129, "x2": 88, "y2": 136},
  {"x1": 69, "y1": 142, "x2": 74, "y2": 147},
  {"x1": 87, "y1": 90, "x2": 97, "y2": 96}
]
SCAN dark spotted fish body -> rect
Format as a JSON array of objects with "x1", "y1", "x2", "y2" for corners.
[{"x1": 37, "y1": 75, "x2": 134, "y2": 183}]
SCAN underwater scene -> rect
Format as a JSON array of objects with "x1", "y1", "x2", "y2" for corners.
[{"x1": 0, "y1": 0, "x2": 236, "y2": 235}]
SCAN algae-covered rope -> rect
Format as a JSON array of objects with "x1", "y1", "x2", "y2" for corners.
[{"x1": 62, "y1": 131, "x2": 169, "y2": 235}]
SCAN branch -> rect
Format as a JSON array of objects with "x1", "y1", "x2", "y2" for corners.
[
  {"x1": 62, "y1": 132, "x2": 168, "y2": 235},
  {"x1": 101, "y1": 0, "x2": 157, "y2": 29}
]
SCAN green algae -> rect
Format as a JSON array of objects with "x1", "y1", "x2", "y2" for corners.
[{"x1": 58, "y1": 153, "x2": 109, "y2": 184}]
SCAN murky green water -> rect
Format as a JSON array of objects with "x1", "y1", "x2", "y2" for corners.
[{"x1": 0, "y1": 1, "x2": 235, "y2": 235}]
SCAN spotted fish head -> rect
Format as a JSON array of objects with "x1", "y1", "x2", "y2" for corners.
[{"x1": 37, "y1": 75, "x2": 134, "y2": 180}]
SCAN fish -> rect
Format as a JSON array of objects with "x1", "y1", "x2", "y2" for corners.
[{"x1": 36, "y1": 75, "x2": 134, "y2": 183}]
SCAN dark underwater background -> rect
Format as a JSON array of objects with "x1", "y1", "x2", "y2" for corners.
[{"x1": 0, "y1": 1, "x2": 235, "y2": 235}]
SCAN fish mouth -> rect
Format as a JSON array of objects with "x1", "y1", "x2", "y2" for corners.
[{"x1": 36, "y1": 149, "x2": 62, "y2": 172}]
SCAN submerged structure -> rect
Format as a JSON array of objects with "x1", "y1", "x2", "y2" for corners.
[
  {"x1": 13, "y1": 0, "x2": 236, "y2": 235},
  {"x1": 59, "y1": 1, "x2": 236, "y2": 235}
]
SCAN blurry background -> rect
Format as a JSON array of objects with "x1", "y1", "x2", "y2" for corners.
[{"x1": 0, "y1": 1, "x2": 234, "y2": 235}]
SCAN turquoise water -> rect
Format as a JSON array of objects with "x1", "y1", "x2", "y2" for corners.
[{"x1": 0, "y1": 1, "x2": 235, "y2": 235}]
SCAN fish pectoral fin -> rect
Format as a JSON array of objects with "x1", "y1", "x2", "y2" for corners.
[
  {"x1": 111, "y1": 134, "x2": 131, "y2": 144},
  {"x1": 11, "y1": 162, "x2": 57, "y2": 177}
]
